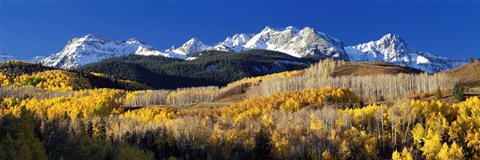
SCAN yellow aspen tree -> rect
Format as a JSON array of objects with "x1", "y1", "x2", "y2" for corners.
[
  {"x1": 338, "y1": 140, "x2": 351, "y2": 160},
  {"x1": 437, "y1": 143, "x2": 450, "y2": 160},
  {"x1": 448, "y1": 142, "x2": 464, "y2": 160},
  {"x1": 322, "y1": 150, "x2": 333, "y2": 160},
  {"x1": 392, "y1": 147, "x2": 413, "y2": 160},
  {"x1": 421, "y1": 130, "x2": 442, "y2": 159}
]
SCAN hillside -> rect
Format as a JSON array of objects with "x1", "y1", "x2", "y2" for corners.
[
  {"x1": 0, "y1": 61, "x2": 151, "y2": 90},
  {"x1": 443, "y1": 61, "x2": 480, "y2": 87},
  {"x1": 330, "y1": 62, "x2": 424, "y2": 77},
  {"x1": 77, "y1": 50, "x2": 321, "y2": 89},
  {"x1": 0, "y1": 57, "x2": 477, "y2": 160}
]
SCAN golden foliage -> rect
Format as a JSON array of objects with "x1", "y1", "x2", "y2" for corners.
[
  {"x1": 1, "y1": 70, "x2": 91, "y2": 91},
  {"x1": 120, "y1": 106, "x2": 177, "y2": 124},
  {"x1": 0, "y1": 88, "x2": 123, "y2": 119},
  {"x1": 216, "y1": 87, "x2": 359, "y2": 123}
]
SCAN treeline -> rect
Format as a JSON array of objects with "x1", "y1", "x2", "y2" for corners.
[
  {"x1": 124, "y1": 87, "x2": 220, "y2": 107},
  {"x1": 166, "y1": 87, "x2": 220, "y2": 105},
  {"x1": 246, "y1": 59, "x2": 454, "y2": 101},
  {"x1": 0, "y1": 109, "x2": 155, "y2": 160},
  {"x1": 0, "y1": 86, "x2": 74, "y2": 100},
  {"x1": 124, "y1": 90, "x2": 170, "y2": 107},
  {"x1": 0, "y1": 61, "x2": 54, "y2": 77}
]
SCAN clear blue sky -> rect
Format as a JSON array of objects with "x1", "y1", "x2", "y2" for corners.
[{"x1": 0, "y1": 0, "x2": 479, "y2": 59}]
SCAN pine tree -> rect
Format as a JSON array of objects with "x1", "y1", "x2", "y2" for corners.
[
  {"x1": 377, "y1": 95, "x2": 385, "y2": 102},
  {"x1": 253, "y1": 128, "x2": 272, "y2": 160},
  {"x1": 452, "y1": 83, "x2": 465, "y2": 101},
  {"x1": 435, "y1": 88, "x2": 443, "y2": 99},
  {"x1": 0, "y1": 110, "x2": 48, "y2": 160}
]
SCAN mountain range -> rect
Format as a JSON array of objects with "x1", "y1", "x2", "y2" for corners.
[
  {"x1": 0, "y1": 52, "x2": 16, "y2": 62},
  {"x1": 1, "y1": 26, "x2": 468, "y2": 73}
]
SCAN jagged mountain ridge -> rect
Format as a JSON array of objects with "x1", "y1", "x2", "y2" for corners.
[
  {"x1": 0, "y1": 52, "x2": 16, "y2": 62},
  {"x1": 40, "y1": 34, "x2": 180, "y2": 69},
  {"x1": 40, "y1": 26, "x2": 347, "y2": 69},
  {"x1": 345, "y1": 34, "x2": 467, "y2": 73},
  {"x1": 38, "y1": 26, "x2": 466, "y2": 72},
  {"x1": 211, "y1": 33, "x2": 252, "y2": 52},
  {"x1": 237, "y1": 26, "x2": 346, "y2": 59},
  {"x1": 163, "y1": 38, "x2": 212, "y2": 58}
]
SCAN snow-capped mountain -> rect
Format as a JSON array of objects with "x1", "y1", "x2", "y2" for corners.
[
  {"x1": 0, "y1": 52, "x2": 16, "y2": 62},
  {"x1": 163, "y1": 38, "x2": 211, "y2": 58},
  {"x1": 242, "y1": 26, "x2": 346, "y2": 59},
  {"x1": 345, "y1": 34, "x2": 467, "y2": 73},
  {"x1": 184, "y1": 26, "x2": 346, "y2": 59},
  {"x1": 41, "y1": 34, "x2": 174, "y2": 69},
  {"x1": 211, "y1": 34, "x2": 252, "y2": 52},
  {"x1": 36, "y1": 26, "x2": 467, "y2": 72}
]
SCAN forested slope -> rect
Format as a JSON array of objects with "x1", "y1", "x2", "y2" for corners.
[
  {"x1": 0, "y1": 61, "x2": 151, "y2": 91},
  {"x1": 77, "y1": 50, "x2": 321, "y2": 89},
  {"x1": 0, "y1": 58, "x2": 478, "y2": 159}
]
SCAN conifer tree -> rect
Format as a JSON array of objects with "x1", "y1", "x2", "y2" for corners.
[
  {"x1": 452, "y1": 83, "x2": 465, "y2": 101},
  {"x1": 253, "y1": 128, "x2": 272, "y2": 160},
  {"x1": 435, "y1": 88, "x2": 443, "y2": 99}
]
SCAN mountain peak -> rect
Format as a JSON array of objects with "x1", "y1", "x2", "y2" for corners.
[
  {"x1": 42, "y1": 35, "x2": 166, "y2": 69},
  {"x1": 345, "y1": 33, "x2": 467, "y2": 73},
  {"x1": 380, "y1": 33, "x2": 405, "y2": 43},
  {"x1": 231, "y1": 33, "x2": 249, "y2": 39},
  {"x1": 80, "y1": 34, "x2": 108, "y2": 41},
  {"x1": 184, "y1": 38, "x2": 203, "y2": 45},
  {"x1": 382, "y1": 33, "x2": 400, "y2": 38},
  {"x1": 347, "y1": 33, "x2": 413, "y2": 60},
  {"x1": 181, "y1": 38, "x2": 208, "y2": 49},
  {"x1": 300, "y1": 26, "x2": 315, "y2": 32},
  {"x1": 38, "y1": 26, "x2": 466, "y2": 73},
  {"x1": 0, "y1": 52, "x2": 16, "y2": 62},
  {"x1": 124, "y1": 38, "x2": 146, "y2": 45},
  {"x1": 285, "y1": 26, "x2": 300, "y2": 31},
  {"x1": 68, "y1": 34, "x2": 109, "y2": 45},
  {"x1": 261, "y1": 26, "x2": 280, "y2": 33},
  {"x1": 172, "y1": 38, "x2": 211, "y2": 56},
  {"x1": 375, "y1": 33, "x2": 411, "y2": 54}
]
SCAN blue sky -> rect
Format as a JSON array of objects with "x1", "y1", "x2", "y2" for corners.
[{"x1": 0, "y1": 0, "x2": 479, "y2": 59}]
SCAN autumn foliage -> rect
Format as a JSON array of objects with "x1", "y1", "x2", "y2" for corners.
[
  {"x1": 1, "y1": 70, "x2": 91, "y2": 91},
  {"x1": 0, "y1": 60, "x2": 479, "y2": 159}
]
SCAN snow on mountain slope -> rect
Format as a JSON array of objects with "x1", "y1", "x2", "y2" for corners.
[
  {"x1": 163, "y1": 38, "x2": 211, "y2": 58},
  {"x1": 212, "y1": 34, "x2": 252, "y2": 52},
  {"x1": 41, "y1": 34, "x2": 169, "y2": 69},
  {"x1": 243, "y1": 26, "x2": 347, "y2": 59},
  {"x1": 37, "y1": 27, "x2": 466, "y2": 73},
  {"x1": 345, "y1": 34, "x2": 467, "y2": 73},
  {"x1": 0, "y1": 52, "x2": 16, "y2": 62}
]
